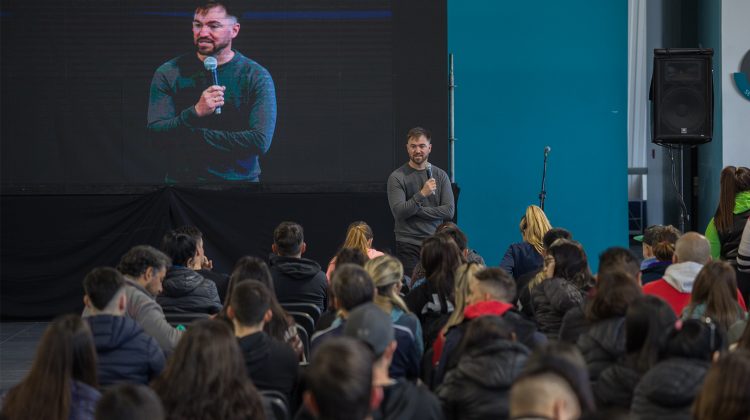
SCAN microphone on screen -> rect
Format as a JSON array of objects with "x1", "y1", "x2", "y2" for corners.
[{"x1": 203, "y1": 56, "x2": 221, "y2": 115}]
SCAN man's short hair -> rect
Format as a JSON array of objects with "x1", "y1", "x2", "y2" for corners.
[
  {"x1": 160, "y1": 231, "x2": 197, "y2": 267},
  {"x1": 273, "y1": 221, "x2": 304, "y2": 256},
  {"x1": 195, "y1": 0, "x2": 238, "y2": 20},
  {"x1": 306, "y1": 337, "x2": 374, "y2": 420},
  {"x1": 174, "y1": 225, "x2": 203, "y2": 241},
  {"x1": 117, "y1": 246, "x2": 171, "y2": 278},
  {"x1": 598, "y1": 247, "x2": 640, "y2": 279},
  {"x1": 510, "y1": 372, "x2": 580, "y2": 420},
  {"x1": 84, "y1": 267, "x2": 125, "y2": 310},
  {"x1": 473, "y1": 267, "x2": 516, "y2": 302},
  {"x1": 542, "y1": 228, "x2": 572, "y2": 250},
  {"x1": 95, "y1": 384, "x2": 164, "y2": 420},
  {"x1": 674, "y1": 232, "x2": 711, "y2": 264},
  {"x1": 230, "y1": 280, "x2": 271, "y2": 327},
  {"x1": 407, "y1": 127, "x2": 431, "y2": 143},
  {"x1": 332, "y1": 264, "x2": 374, "y2": 311}
]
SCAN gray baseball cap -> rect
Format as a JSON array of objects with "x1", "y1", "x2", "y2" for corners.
[{"x1": 343, "y1": 303, "x2": 394, "y2": 358}]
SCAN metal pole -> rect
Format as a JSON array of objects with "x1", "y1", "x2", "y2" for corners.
[{"x1": 448, "y1": 53, "x2": 456, "y2": 183}]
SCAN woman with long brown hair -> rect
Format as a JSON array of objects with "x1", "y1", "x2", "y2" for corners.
[
  {"x1": 1, "y1": 315, "x2": 100, "y2": 420},
  {"x1": 705, "y1": 166, "x2": 750, "y2": 301},
  {"x1": 151, "y1": 320, "x2": 266, "y2": 420},
  {"x1": 326, "y1": 221, "x2": 384, "y2": 279},
  {"x1": 682, "y1": 260, "x2": 747, "y2": 332}
]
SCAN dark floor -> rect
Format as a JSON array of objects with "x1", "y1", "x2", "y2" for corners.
[{"x1": 0, "y1": 322, "x2": 48, "y2": 392}]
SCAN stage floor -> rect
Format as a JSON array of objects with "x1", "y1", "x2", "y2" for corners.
[{"x1": 0, "y1": 322, "x2": 47, "y2": 392}]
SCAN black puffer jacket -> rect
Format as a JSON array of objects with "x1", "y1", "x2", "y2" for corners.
[
  {"x1": 594, "y1": 361, "x2": 641, "y2": 410},
  {"x1": 530, "y1": 277, "x2": 585, "y2": 337},
  {"x1": 631, "y1": 357, "x2": 710, "y2": 420},
  {"x1": 436, "y1": 340, "x2": 529, "y2": 420},
  {"x1": 576, "y1": 316, "x2": 626, "y2": 385},
  {"x1": 157, "y1": 267, "x2": 222, "y2": 314}
]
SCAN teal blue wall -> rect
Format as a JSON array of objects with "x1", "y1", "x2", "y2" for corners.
[{"x1": 449, "y1": 0, "x2": 629, "y2": 271}]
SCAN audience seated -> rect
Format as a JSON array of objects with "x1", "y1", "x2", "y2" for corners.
[
  {"x1": 499, "y1": 205, "x2": 551, "y2": 281},
  {"x1": 1, "y1": 315, "x2": 101, "y2": 420},
  {"x1": 269, "y1": 221, "x2": 328, "y2": 312},
  {"x1": 411, "y1": 222, "x2": 485, "y2": 284},
  {"x1": 227, "y1": 280, "x2": 299, "y2": 401},
  {"x1": 437, "y1": 316, "x2": 529, "y2": 420},
  {"x1": 151, "y1": 320, "x2": 265, "y2": 420},
  {"x1": 95, "y1": 384, "x2": 164, "y2": 420},
  {"x1": 82, "y1": 267, "x2": 165, "y2": 386},
  {"x1": 681, "y1": 260, "x2": 748, "y2": 337},
  {"x1": 575, "y1": 270, "x2": 641, "y2": 387},
  {"x1": 531, "y1": 239, "x2": 593, "y2": 337},
  {"x1": 692, "y1": 350, "x2": 750, "y2": 420},
  {"x1": 631, "y1": 318, "x2": 726, "y2": 419},
  {"x1": 316, "y1": 248, "x2": 367, "y2": 332},
  {"x1": 301, "y1": 337, "x2": 377, "y2": 420},
  {"x1": 343, "y1": 303, "x2": 443, "y2": 420},
  {"x1": 173, "y1": 225, "x2": 230, "y2": 302},
  {"x1": 100, "y1": 245, "x2": 181, "y2": 354},
  {"x1": 594, "y1": 296, "x2": 676, "y2": 411},
  {"x1": 406, "y1": 234, "x2": 462, "y2": 347},
  {"x1": 517, "y1": 227, "x2": 573, "y2": 318},
  {"x1": 434, "y1": 267, "x2": 543, "y2": 387},
  {"x1": 326, "y1": 221, "x2": 385, "y2": 280},
  {"x1": 637, "y1": 225, "x2": 680, "y2": 285},
  {"x1": 642, "y1": 232, "x2": 746, "y2": 316},
  {"x1": 157, "y1": 231, "x2": 222, "y2": 314}
]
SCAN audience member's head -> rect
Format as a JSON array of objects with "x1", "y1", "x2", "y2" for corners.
[
  {"x1": 673, "y1": 232, "x2": 711, "y2": 265},
  {"x1": 304, "y1": 337, "x2": 378, "y2": 420},
  {"x1": 0, "y1": 315, "x2": 98, "y2": 420},
  {"x1": 685, "y1": 260, "x2": 742, "y2": 331},
  {"x1": 625, "y1": 295, "x2": 677, "y2": 373},
  {"x1": 458, "y1": 315, "x2": 515, "y2": 358},
  {"x1": 366, "y1": 255, "x2": 409, "y2": 314},
  {"x1": 546, "y1": 239, "x2": 594, "y2": 290},
  {"x1": 715, "y1": 166, "x2": 750, "y2": 234},
  {"x1": 421, "y1": 234, "x2": 463, "y2": 306},
  {"x1": 173, "y1": 225, "x2": 206, "y2": 261},
  {"x1": 339, "y1": 221, "x2": 375, "y2": 260},
  {"x1": 467, "y1": 267, "x2": 516, "y2": 305},
  {"x1": 228, "y1": 280, "x2": 272, "y2": 331},
  {"x1": 542, "y1": 227, "x2": 573, "y2": 252},
  {"x1": 344, "y1": 302, "x2": 396, "y2": 361},
  {"x1": 444, "y1": 262, "x2": 485, "y2": 331},
  {"x1": 664, "y1": 318, "x2": 727, "y2": 361},
  {"x1": 436, "y1": 222, "x2": 469, "y2": 254},
  {"x1": 332, "y1": 263, "x2": 374, "y2": 313},
  {"x1": 334, "y1": 247, "x2": 367, "y2": 267},
  {"x1": 83, "y1": 267, "x2": 127, "y2": 315},
  {"x1": 273, "y1": 221, "x2": 305, "y2": 257},
  {"x1": 519, "y1": 205, "x2": 552, "y2": 255},
  {"x1": 151, "y1": 320, "x2": 265, "y2": 420},
  {"x1": 585, "y1": 270, "x2": 641, "y2": 322},
  {"x1": 95, "y1": 384, "x2": 164, "y2": 420},
  {"x1": 117, "y1": 245, "x2": 171, "y2": 296},
  {"x1": 160, "y1": 231, "x2": 198, "y2": 267},
  {"x1": 522, "y1": 342, "x2": 595, "y2": 414},
  {"x1": 598, "y1": 247, "x2": 640, "y2": 281},
  {"x1": 644, "y1": 225, "x2": 681, "y2": 262},
  {"x1": 692, "y1": 350, "x2": 750, "y2": 420}
]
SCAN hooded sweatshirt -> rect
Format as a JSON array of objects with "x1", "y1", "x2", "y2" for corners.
[
  {"x1": 269, "y1": 255, "x2": 328, "y2": 312},
  {"x1": 86, "y1": 314, "x2": 165, "y2": 386},
  {"x1": 237, "y1": 331, "x2": 299, "y2": 401}
]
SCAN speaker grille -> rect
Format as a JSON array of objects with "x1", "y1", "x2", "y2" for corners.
[{"x1": 661, "y1": 87, "x2": 706, "y2": 133}]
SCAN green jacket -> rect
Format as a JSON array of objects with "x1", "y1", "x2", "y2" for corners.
[{"x1": 705, "y1": 191, "x2": 750, "y2": 259}]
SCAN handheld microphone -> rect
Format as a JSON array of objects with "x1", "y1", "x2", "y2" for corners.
[
  {"x1": 426, "y1": 162, "x2": 433, "y2": 179},
  {"x1": 544, "y1": 146, "x2": 551, "y2": 157},
  {"x1": 203, "y1": 57, "x2": 221, "y2": 115}
]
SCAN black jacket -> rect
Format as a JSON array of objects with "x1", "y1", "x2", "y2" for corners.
[
  {"x1": 594, "y1": 360, "x2": 641, "y2": 410},
  {"x1": 157, "y1": 266, "x2": 222, "y2": 314},
  {"x1": 86, "y1": 314, "x2": 165, "y2": 386},
  {"x1": 530, "y1": 277, "x2": 585, "y2": 337},
  {"x1": 198, "y1": 268, "x2": 230, "y2": 303},
  {"x1": 558, "y1": 303, "x2": 589, "y2": 343},
  {"x1": 631, "y1": 357, "x2": 710, "y2": 420},
  {"x1": 238, "y1": 331, "x2": 299, "y2": 401},
  {"x1": 576, "y1": 316, "x2": 626, "y2": 385},
  {"x1": 269, "y1": 255, "x2": 328, "y2": 312},
  {"x1": 373, "y1": 379, "x2": 444, "y2": 420},
  {"x1": 437, "y1": 339, "x2": 529, "y2": 420}
]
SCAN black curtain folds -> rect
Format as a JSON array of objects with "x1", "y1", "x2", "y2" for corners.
[{"x1": 1, "y1": 187, "x2": 396, "y2": 319}]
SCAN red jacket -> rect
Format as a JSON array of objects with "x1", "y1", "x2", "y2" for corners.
[{"x1": 642, "y1": 279, "x2": 747, "y2": 316}]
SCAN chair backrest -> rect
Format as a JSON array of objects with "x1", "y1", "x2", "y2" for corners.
[
  {"x1": 164, "y1": 312, "x2": 210, "y2": 327},
  {"x1": 280, "y1": 303, "x2": 321, "y2": 324},
  {"x1": 295, "y1": 323, "x2": 310, "y2": 361},
  {"x1": 288, "y1": 311, "x2": 315, "y2": 339},
  {"x1": 260, "y1": 390, "x2": 290, "y2": 420}
]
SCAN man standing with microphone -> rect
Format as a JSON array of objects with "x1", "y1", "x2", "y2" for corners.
[
  {"x1": 387, "y1": 127, "x2": 455, "y2": 279},
  {"x1": 147, "y1": 1, "x2": 276, "y2": 183}
]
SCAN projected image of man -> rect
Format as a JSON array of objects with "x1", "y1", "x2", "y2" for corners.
[{"x1": 147, "y1": 0, "x2": 277, "y2": 183}]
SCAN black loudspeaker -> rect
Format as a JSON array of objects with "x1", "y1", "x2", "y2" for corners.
[{"x1": 651, "y1": 48, "x2": 714, "y2": 145}]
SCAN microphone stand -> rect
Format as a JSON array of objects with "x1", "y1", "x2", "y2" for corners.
[{"x1": 539, "y1": 150, "x2": 549, "y2": 210}]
